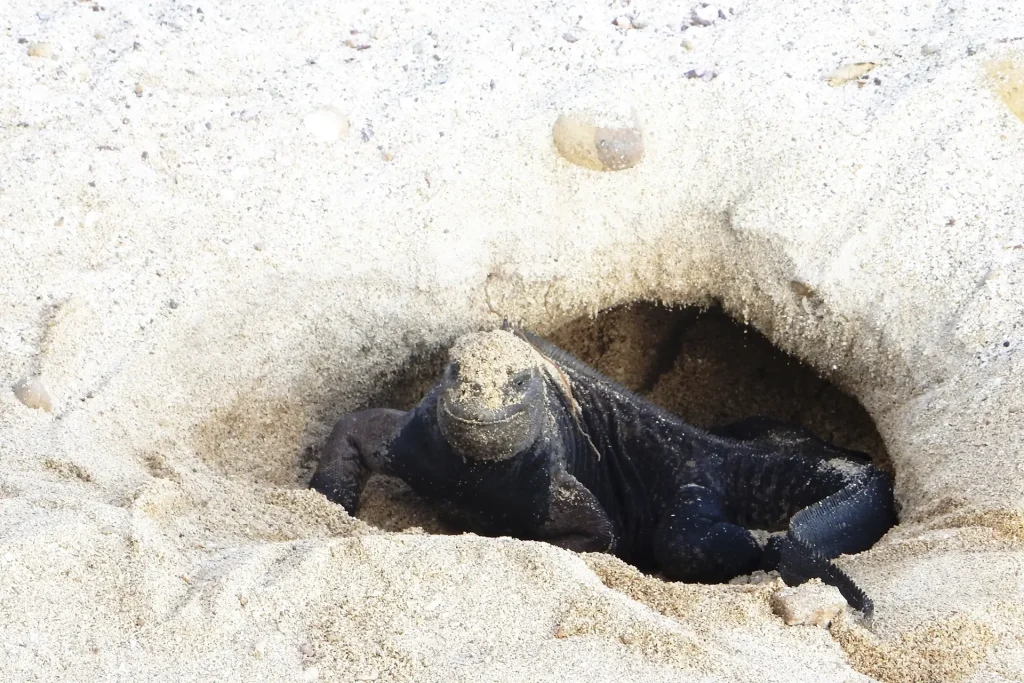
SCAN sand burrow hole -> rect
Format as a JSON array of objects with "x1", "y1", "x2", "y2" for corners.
[{"x1": 348, "y1": 301, "x2": 892, "y2": 534}]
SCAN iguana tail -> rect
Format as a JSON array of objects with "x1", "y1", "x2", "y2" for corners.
[
  {"x1": 767, "y1": 469, "x2": 896, "y2": 616},
  {"x1": 714, "y1": 417, "x2": 897, "y2": 615}
]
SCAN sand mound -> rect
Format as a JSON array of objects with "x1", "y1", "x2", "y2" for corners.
[{"x1": 2, "y1": 0, "x2": 1022, "y2": 680}]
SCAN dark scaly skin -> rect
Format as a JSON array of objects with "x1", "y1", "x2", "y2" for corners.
[{"x1": 310, "y1": 328, "x2": 897, "y2": 615}]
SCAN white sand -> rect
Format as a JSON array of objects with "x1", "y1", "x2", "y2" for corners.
[{"x1": 2, "y1": 0, "x2": 1023, "y2": 680}]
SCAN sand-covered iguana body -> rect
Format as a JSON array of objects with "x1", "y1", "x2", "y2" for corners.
[{"x1": 310, "y1": 328, "x2": 897, "y2": 615}]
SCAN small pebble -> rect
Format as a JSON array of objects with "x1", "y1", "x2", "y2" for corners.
[
  {"x1": 613, "y1": 16, "x2": 631, "y2": 29},
  {"x1": 13, "y1": 376, "x2": 53, "y2": 412},
  {"x1": 27, "y1": 42, "x2": 54, "y2": 58},
  {"x1": 827, "y1": 62, "x2": 877, "y2": 87},
  {"x1": 771, "y1": 580, "x2": 847, "y2": 627},
  {"x1": 986, "y1": 58, "x2": 1024, "y2": 124},
  {"x1": 71, "y1": 63, "x2": 91, "y2": 81},
  {"x1": 921, "y1": 34, "x2": 946, "y2": 55},
  {"x1": 239, "y1": 109, "x2": 258, "y2": 122},
  {"x1": 552, "y1": 113, "x2": 645, "y2": 171},
  {"x1": 354, "y1": 670, "x2": 378, "y2": 681},
  {"x1": 789, "y1": 280, "x2": 817, "y2": 299},
  {"x1": 303, "y1": 107, "x2": 350, "y2": 142},
  {"x1": 301, "y1": 666, "x2": 320, "y2": 682},
  {"x1": 252, "y1": 639, "x2": 267, "y2": 659},
  {"x1": 562, "y1": 32, "x2": 579, "y2": 43},
  {"x1": 299, "y1": 642, "x2": 314, "y2": 657},
  {"x1": 728, "y1": 569, "x2": 778, "y2": 585},
  {"x1": 133, "y1": 82, "x2": 144, "y2": 97},
  {"x1": 690, "y1": 4, "x2": 720, "y2": 26},
  {"x1": 684, "y1": 68, "x2": 718, "y2": 81},
  {"x1": 343, "y1": 37, "x2": 371, "y2": 50}
]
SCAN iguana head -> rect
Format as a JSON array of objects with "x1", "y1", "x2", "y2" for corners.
[{"x1": 436, "y1": 330, "x2": 551, "y2": 462}]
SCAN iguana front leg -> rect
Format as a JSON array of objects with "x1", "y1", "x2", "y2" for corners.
[
  {"x1": 533, "y1": 469, "x2": 616, "y2": 553},
  {"x1": 309, "y1": 408, "x2": 407, "y2": 514},
  {"x1": 433, "y1": 469, "x2": 615, "y2": 553},
  {"x1": 433, "y1": 501, "x2": 517, "y2": 538}
]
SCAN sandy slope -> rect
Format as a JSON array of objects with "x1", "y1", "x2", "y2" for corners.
[{"x1": 2, "y1": 0, "x2": 1023, "y2": 680}]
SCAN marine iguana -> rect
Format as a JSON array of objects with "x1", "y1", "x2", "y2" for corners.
[{"x1": 310, "y1": 327, "x2": 897, "y2": 615}]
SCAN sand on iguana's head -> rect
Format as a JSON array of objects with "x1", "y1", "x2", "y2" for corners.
[{"x1": 446, "y1": 330, "x2": 544, "y2": 411}]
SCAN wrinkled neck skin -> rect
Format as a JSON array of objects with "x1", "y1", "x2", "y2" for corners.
[{"x1": 539, "y1": 367, "x2": 701, "y2": 566}]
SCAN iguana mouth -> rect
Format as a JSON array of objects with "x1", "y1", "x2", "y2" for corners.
[
  {"x1": 438, "y1": 394, "x2": 523, "y2": 426},
  {"x1": 437, "y1": 358, "x2": 544, "y2": 421}
]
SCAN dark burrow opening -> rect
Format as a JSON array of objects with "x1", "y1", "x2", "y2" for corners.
[{"x1": 346, "y1": 301, "x2": 891, "y2": 534}]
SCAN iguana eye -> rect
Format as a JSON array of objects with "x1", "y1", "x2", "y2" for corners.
[{"x1": 510, "y1": 370, "x2": 531, "y2": 390}]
